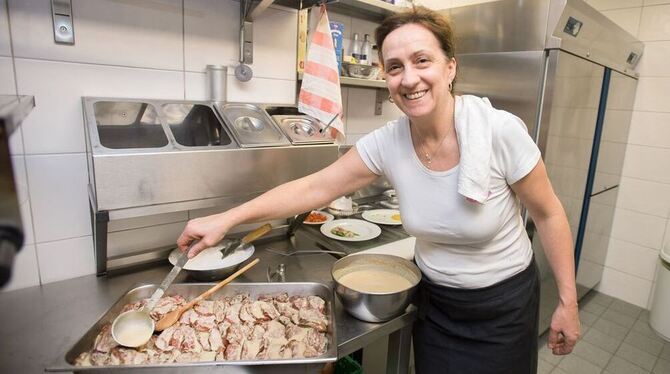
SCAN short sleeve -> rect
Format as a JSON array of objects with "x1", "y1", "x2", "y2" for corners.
[
  {"x1": 493, "y1": 113, "x2": 541, "y2": 185},
  {"x1": 355, "y1": 126, "x2": 389, "y2": 176}
]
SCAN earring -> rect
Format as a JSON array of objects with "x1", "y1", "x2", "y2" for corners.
[
  {"x1": 448, "y1": 82, "x2": 453, "y2": 91},
  {"x1": 388, "y1": 95, "x2": 394, "y2": 103}
]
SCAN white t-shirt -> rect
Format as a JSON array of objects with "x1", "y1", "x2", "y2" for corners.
[{"x1": 356, "y1": 96, "x2": 541, "y2": 288}]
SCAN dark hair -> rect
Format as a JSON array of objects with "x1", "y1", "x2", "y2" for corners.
[{"x1": 375, "y1": 6, "x2": 457, "y2": 89}]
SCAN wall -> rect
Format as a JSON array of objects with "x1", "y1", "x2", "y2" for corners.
[
  {"x1": 582, "y1": 0, "x2": 670, "y2": 308},
  {"x1": 1, "y1": 0, "x2": 401, "y2": 291}
]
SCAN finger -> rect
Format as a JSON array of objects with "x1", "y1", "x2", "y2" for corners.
[
  {"x1": 187, "y1": 240, "x2": 208, "y2": 259},
  {"x1": 547, "y1": 328, "x2": 560, "y2": 349},
  {"x1": 176, "y1": 233, "x2": 191, "y2": 250}
]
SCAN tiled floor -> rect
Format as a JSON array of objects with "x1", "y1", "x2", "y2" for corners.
[{"x1": 538, "y1": 291, "x2": 670, "y2": 374}]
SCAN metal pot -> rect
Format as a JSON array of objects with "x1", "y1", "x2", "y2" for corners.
[{"x1": 331, "y1": 254, "x2": 421, "y2": 323}]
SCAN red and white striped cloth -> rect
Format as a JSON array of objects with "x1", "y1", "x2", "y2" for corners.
[{"x1": 298, "y1": 5, "x2": 344, "y2": 142}]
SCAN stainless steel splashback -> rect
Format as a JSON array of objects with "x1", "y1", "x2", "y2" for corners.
[{"x1": 83, "y1": 97, "x2": 339, "y2": 274}]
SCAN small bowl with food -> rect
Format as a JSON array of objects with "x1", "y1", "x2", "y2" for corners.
[
  {"x1": 332, "y1": 254, "x2": 421, "y2": 322},
  {"x1": 303, "y1": 210, "x2": 334, "y2": 225}
]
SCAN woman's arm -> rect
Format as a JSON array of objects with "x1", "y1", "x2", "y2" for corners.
[
  {"x1": 177, "y1": 148, "x2": 379, "y2": 257},
  {"x1": 511, "y1": 158, "x2": 580, "y2": 355}
]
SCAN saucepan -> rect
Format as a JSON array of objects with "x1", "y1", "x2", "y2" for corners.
[{"x1": 332, "y1": 253, "x2": 421, "y2": 322}]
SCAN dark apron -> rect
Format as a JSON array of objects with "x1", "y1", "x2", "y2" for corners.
[{"x1": 413, "y1": 258, "x2": 540, "y2": 374}]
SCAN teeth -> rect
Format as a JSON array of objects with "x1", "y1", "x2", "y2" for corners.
[{"x1": 404, "y1": 90, "x2": 427, "y2": 100}]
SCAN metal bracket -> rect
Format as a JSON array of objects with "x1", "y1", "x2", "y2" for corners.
[
  {"x1": 375, "y1": 88, "x2": 385, "y2": 115},
  {"x1": 51, "y1": 0, "x2": 74, "y2": 45}
]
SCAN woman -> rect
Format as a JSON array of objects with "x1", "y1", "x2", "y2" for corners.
[{"x1": 178, "y1": 6, "x2": 580, "y2": 373}]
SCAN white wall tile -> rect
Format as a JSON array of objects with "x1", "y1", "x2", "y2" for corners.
[
  {"x1": 638, "y1": 3, "x2": 670, "y2": 41},
  {"x1": 252, "y1": 7, "x2": 298, "y2": 80},
  {"x1": 605, "y1": 238, "x2": 659, "y2": 280},
  {"x1": 588, "y1": 0, "x2": 643, "y2": 11},
  {"x1": 36, "y1": 236, "x2": 95, "y2": 284},
  {"x1": 610, "y1": 208, "x2": 667, "y2": 248},
  {"x1": 600, "y1": 8, "x2": 642, "y2": 36},
  {"x1": 664, "y1": 219, "x2": 670, "y2": 256},
  {"x1": 184, "y1": 1, "x2": 296, "y2": 80},
  {"x1": 11, "y1": 155, "x2": 34, "y2": 245},
  {"x1": 628, "y1": 111, "x2": 670, "y2": 148},
  {"x1": 622, "y1": 144, "x2": 670, "y2": 184},
  {"x1": 636, "y1": 41, "x2": 670, "y2": 77},
  {"x1": 0, "y1": 0, "x2": 10, "y2": 56},
  {"x1": 617, "y1": 177, "x2": 670, "y2": 218},
  {"x1": 8, "y1": 126, "x2": 23, "y2": 158},
  {"x1": 1, "y1": 244, "x2": 40, "y2": 292},
  {"x1": 232, "y1": 76, "x2": 297, "y2": 105},
  {"x1": 15, "y1": 58, "x2": 184, "y2": 154},
  {"x1": 597, "y1": 267, "x2": 653, "y2": 307},
  {"x1": 108, "y1": 222, "x2": 185, "y2": 257},
  {"x1": 346, "y1": 87, "x2": 403, "y2": 137},
  {"x1": 25, "y1": 153, "x2": 91, "y2": 243},
  {"x1": 644, "y1": 0, "x2": 670, "y2": 5},
  {"x1": 0, "y1": 56, "x2": 15, "y2": 95},
  {"x1": 183, "y1": 0, "x2": 237, "y2": 72},
  {"x1": 9, "y1": 0, "x2": 183, "y2": 70},
  {"x1": 186, "y1": 71, "x2": 297, "y2": 104},
  {"x1": 633, "y1": 77, "x2": 670, "y2": 112}
]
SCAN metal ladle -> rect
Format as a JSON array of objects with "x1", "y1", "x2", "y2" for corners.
[{"x1": 111, "y1": 241, "x2": 197, "y2": 347}]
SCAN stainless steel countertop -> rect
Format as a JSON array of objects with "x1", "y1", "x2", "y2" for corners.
[{"x1": 0, "y1": 234, "x2": 416, "y2": 373}]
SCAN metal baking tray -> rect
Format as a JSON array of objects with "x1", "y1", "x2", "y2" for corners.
[{"x1": 47, "y1": 282, "x2": 337, "y2": 373}]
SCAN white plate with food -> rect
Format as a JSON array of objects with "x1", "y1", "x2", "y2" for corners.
[
  {"x1": 302, "y1": 210, "x2": 335, "y2": 225},
  {"x1": 320, "y1": 219, "x2": 381, "y2": 242},
  {"x1": 362, "y1": 209, "x2": 402, "y2": 225}
]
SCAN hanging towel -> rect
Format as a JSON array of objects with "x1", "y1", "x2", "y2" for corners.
[
  {"x1": 454, "y1": 95, "x2": 495, "y2": 204},
  {"x1": 298, "y1": 5, "x2": 344, "y2": 142}
]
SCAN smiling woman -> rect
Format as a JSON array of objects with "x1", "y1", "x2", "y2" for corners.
[{"x1": 175, "y1": 6, "x2": 579, "y2": 374}]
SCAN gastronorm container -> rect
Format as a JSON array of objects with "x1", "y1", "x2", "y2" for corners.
[
  {"x1": 272, "y1": 115, "x2": 335, "y2": 145},
  {"x1": 47, "y1": 282, "x2": 337, "y2": 373},
  {"x1": 216, "y1": 103, "x2": 290, "y2": 148}
]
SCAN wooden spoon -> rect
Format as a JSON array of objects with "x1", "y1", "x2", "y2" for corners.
[{"x1": 154, "y1": 258, "x2": 260, "y2": 331}]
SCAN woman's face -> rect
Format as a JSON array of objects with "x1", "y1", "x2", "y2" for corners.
[{"x1": 381, "y1": 23, "x2": 456, "y2": 121}]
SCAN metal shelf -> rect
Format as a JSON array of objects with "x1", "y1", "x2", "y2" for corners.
[
  {"x1": 275, "y1": 0, "x2": 400, "y2": 21},
  {"x1": 298, "y1": 72, "x2": 387, "y2": 89},
  {"x1": 340, "y1": 76, "x2": 387, "y2": 88}
]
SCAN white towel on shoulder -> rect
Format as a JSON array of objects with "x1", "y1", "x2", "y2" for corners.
[{"x1": 454, "y1": 95, "x2": 497, "y2": 204}]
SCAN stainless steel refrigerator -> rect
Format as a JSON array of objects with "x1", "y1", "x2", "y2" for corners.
[{"x1": 446, "y1": 0, "x2": 643, "y2": 333}]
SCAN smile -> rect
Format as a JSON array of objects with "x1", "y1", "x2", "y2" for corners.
[{"x1": 403, "y1": 90, "x2": 428, "y2": 100}]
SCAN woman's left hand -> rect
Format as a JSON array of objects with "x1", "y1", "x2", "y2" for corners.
[{"x1": 547, "y1": 302, "x2": 580, "y2": 355}]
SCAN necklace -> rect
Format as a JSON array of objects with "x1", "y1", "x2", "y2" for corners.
[{"x1": 414, "y1": 124, "x2": 450, "y2": 169}]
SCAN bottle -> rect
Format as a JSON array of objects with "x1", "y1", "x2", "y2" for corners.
[
  {"x1": 350, "y1": 33, "x2": 362, "y2": 63},
  {"x1": 360, "y1": 34, "x2": 372, "y2": 65}
]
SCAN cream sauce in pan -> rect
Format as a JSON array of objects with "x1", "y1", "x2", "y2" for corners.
[{"x1": 338, "y1": 269, "x2": 413, "y2": 293}]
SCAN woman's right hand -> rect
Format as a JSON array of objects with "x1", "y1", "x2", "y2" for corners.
[{"x1": 177, "y1": 213, "x2": 230, "y2": 258}]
